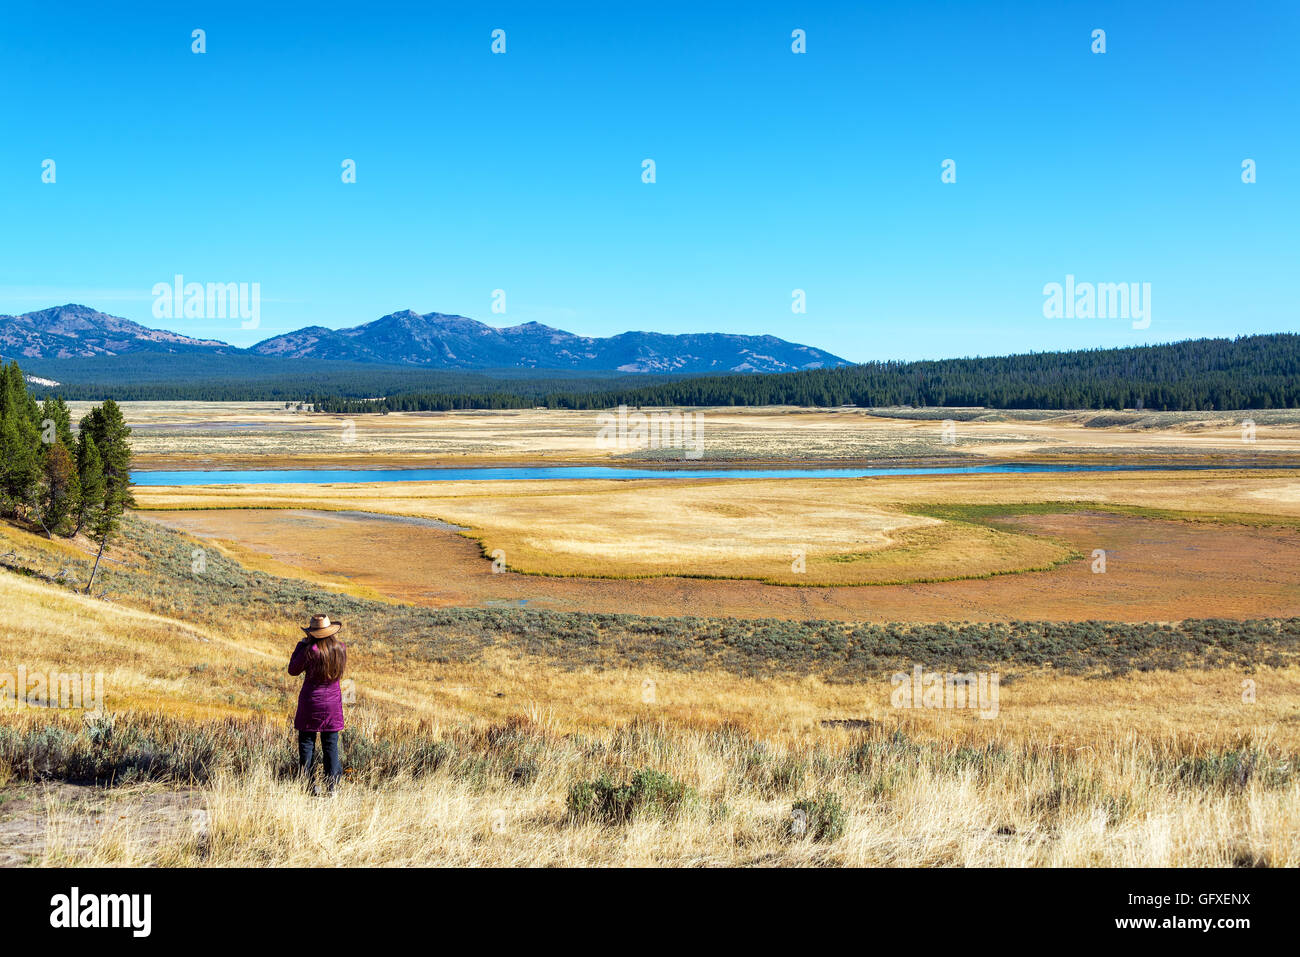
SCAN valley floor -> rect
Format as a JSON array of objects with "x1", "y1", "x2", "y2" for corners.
[
  {"x1": 4, "y1": 404, "x2": 1299, "y2": 866},
  {"x1": 105, "y1": 403, "x2": 1300, "y2": 470},
  {"x1": 1, "y1": 500, "x2": 1297, "y2": 866},
  {"x1": 140, "y1": 492, "x2": 1300, "y2": 621}
]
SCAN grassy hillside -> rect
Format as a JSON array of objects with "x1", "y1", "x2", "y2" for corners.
[{"x1": 2, "y1": 513, "x2": 1298, "y2": 865}]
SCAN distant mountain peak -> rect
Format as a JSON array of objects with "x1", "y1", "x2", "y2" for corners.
[
  {"x1": 25, "y1": 303, "x2": 119, "y2": 329},
  {"x1": 251, "y1": 310, "x2": 848, "y2": 372},
  {"x1": 0, "y1": 304, "x2": 851, "y2": 373},
  {"x1": 0, "y1": 304, "x2": 233, "y2": 359}
]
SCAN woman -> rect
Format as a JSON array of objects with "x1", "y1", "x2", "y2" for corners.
[{"x1": 288, "y1": 614, "x2": 347, "y2": 793}]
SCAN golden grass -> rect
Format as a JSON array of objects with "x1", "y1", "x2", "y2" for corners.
[
  {"x1": 0, "y1": 571, "x2": 273, "y2": 720},
  {"x1": 133, "y1": 469, "x2": 1300, "y2": 583},
  {"x1": 5, "y1": 554, "x2": 1300, "y2": 866},
  {"x1": 24, "y1": 715, "x2": 1300, "y2": 867},
  {"x1": 135, "y1": 502, "x2": 1300, "y2": 622},
  {"x1": 39, "y1": 774, "x2": 1300, "y2": 867},
  {"x1": 11, "y1": 456, "x2": 1300, "y2": 867},
  {"x1": 6, "y1": 564, "x2": 1298, "y2": 740},
  {"x1": 175, "y1": 757, "x2": 1300, "y2": 867},
  {"x1": 108, "y1": 402, "x2": 1300, "y2": 470}
]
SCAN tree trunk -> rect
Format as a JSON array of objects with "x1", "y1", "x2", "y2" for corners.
[{"x1": 85, "y1": 536, "x2": 107, "y2": 595}]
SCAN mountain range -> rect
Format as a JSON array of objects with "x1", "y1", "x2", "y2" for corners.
[{"x1": 0, "y1": 304, "x2": 849, "y2": 374}]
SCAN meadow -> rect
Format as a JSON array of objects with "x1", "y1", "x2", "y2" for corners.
[
  {"x1": 2, "y1": 501, "x2": 1298, "y2": 866},
  {"x1": 3, "y1": 403, "x2": 1299, "y2": 867},
  {"x1": 103, "y1": 402, "x2": 1300, "y2": 470},
  {"x1": 137, "y1": 500, "x2": 1300, "y2": 622},
  {"x1": 6, "y1": 709, "x2": 1298, "y2": 867},
  {"x1": 133, "y1": 468, "x2": 1300, "y2": 589}
]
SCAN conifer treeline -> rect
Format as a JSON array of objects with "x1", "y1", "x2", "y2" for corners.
[
  {"x1": 0, "y1": 361, "x2": 134, "y2": 591},
  {"x1": 24, "y1": 356, "x2": 683, "y2": 402},
  {"x1": 312, "y1": 334, "x2": 1300, "y2": 414}
]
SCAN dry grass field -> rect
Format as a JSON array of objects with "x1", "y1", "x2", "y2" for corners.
[
  {"x1": 2, "y1": 556, "x2": 1297, "y2": 867},
  {"x1": 139, "y1": 503, "x2": 1300, "y2": 621},
  {"x1": 99, "y1": 402, "x2": 1300, "y2": 470},
  {"x1": 141, "y1": 482, "x2": 1074, "y2": 586},
  {"x1": 5, "y1": 403, "x2": 1300, "y2": 867},
  {"x1": 133, "y1": 468, "x2": 1300, "y2": 589},
  {"x1": 14, "y1": 715, "x2": 1300, "y2": 867},
  {"x1": 5, "y1": 553, "x2": 1294, "y2": 740}
]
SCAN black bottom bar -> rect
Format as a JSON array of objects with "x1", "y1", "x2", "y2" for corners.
[{"x1": 1, "y1": 867, "x2": 1277, "y2": 943}]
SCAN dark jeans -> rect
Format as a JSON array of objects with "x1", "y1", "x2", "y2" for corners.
[{"x1": 298, "y1": 730, "x2": 341, "y2": 789}]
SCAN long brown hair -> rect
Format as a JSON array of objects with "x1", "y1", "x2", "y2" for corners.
[{"x1": 309, "y1": 634, "x2": 347, "y2": 683}]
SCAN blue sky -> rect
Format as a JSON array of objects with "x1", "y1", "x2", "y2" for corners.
[{"x1": 0, "y1": 0, "x2": 1295, "y2": 362}]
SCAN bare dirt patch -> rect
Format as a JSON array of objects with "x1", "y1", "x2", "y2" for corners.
[
  {"x1": 142, "y1": 507, "x2": 1300, "y2": 623},
  {"x1": 0, "y1": 783, "x2": 200, "y2": 866}
]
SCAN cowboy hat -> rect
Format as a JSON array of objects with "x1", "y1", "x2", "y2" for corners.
[{"x1": 302, "y1": 614, "x2": 343, "y2": 639}]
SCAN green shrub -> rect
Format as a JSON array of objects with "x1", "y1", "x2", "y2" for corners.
[
  {"x1": 1175, "y1": 749, "x2": 1293, "y2": 791},
  {"x1": 791, "y1": 791, "x2": 846, "y2": 842},
  {"x1": 1030, "y1": 778, "x2": 1130, "y2": 825},
  {"x1": 566, "y1": 768, "x2": 694, "y2": 825}
]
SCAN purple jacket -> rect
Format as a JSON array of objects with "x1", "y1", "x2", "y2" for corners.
[{"x1": 288, "y1": 640, "x2": 347, "y2": 732}]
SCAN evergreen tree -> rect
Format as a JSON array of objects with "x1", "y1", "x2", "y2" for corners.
[
  {"x1": 37, "y1": 441, "x2": 79, "y2": 536},
  {"x1": 78, "y1": 400, "x2": 133, "y2": 594},
  {"x1": 81, "y1": 401, "x2": 133, "y2": 487},
  {"x1": 0, "y1": 362, "x2": 41, "y2": 514},
  {"x1": 302, "y1": 334, "x2": 1300, "y2": 414},
  {"x1": 0, "y1": 362, "x2": 131, "y2": 557},
  {"x1": 39, "y1": 395, "x2": 76, "y2": 451},
  {"x1": 75, "y1": 432, "x2": 105, "y2": 535}
]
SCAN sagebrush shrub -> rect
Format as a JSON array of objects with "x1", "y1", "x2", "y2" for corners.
[
  {"x1": 566, "y1": 768, "x2": 694, "y2": 825},
  {"x1": 791, "y1": 791, "x2": 846, "y2": 842}
]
